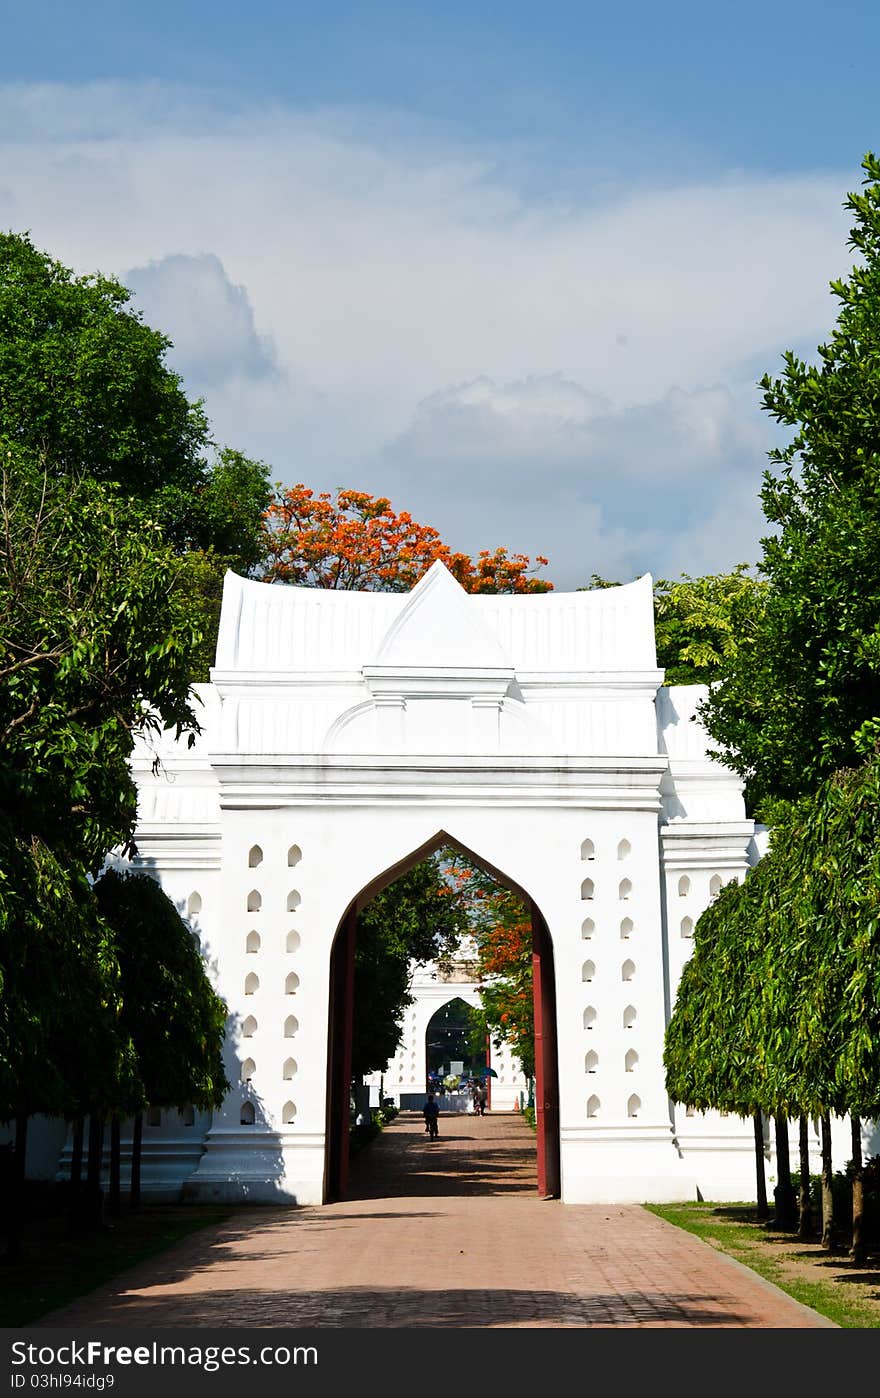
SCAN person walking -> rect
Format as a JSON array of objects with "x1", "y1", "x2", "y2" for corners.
[{"x1": 423, "y1": 1092, "x2": 440, "y2": 1139}]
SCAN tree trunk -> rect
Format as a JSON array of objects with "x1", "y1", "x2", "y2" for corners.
[
  {"x1": 84, "y1": 1113, "x2": 105, "y2": 1231},
  {"x1": 849, "y1": 1114, "x2": 865, "y2": 1266},
  {"x1": 773, "y1": 1113, "x2": 797, "y2": 1229},
  {"x1": 67, "y1": 1117, "x2": 84, "y2": 1232},
  {"x1": 753, "y1": 1110, "x2": 769, "y2": 1220},
  {"x1": 130, "y1": 1112, "x2": 143, "y2": 1211},
  {"x1": 798, "y1": 1115, "x2": 814, "y2": 1239},
  {"x1": 108, "y1": 1114, "x2": 121, "y2": 1219},
  {"x1": 820, "y1": 1112, "x2": 835, "y2": 1251}
]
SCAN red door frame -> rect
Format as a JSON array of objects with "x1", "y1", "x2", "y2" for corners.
[
  {"x1": 326, "y1": 853, "x2": 561, "y2": 1202},
  {"x1": 532, "y1": 900, "x2": 561, "y2": 1198},
  {"x1": 324, "y1": 903, "x2": 357, "y2": 1201}
]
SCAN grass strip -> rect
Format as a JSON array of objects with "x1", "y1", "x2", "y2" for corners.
[
  {"x1": 645, "y1": 1201, "x2": 879, "y2": 1329},
  {"x1": 1, "y1": 1205, "x2": 232, "y2": 1327}
]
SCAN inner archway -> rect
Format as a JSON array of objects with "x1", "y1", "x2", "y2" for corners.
[
  {"x1": 325, "y1": 831, "x2": 560, "y2": 1203},
  {"x1": 425, "y1": 997, "x2": 485, "y2": 1088}
]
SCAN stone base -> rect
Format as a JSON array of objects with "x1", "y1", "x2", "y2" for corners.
[{"x1": 181, "y1": 1128, "x2": 325, "y2": 1206}]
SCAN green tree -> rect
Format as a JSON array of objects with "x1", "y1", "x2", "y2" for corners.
[
  {"x1": 701, "y1": 154, "x2": 880, "y2": 813},
  {"x1": 458, "y1": 865, "x2": 535, "y2": 1082},
  {"x1": 0, "y1": 233, "x2": 272, "y2": 683},
  {"x1": 0, "y1": 823, "x2": 134, "y2": 1249},
  {"x1": 653, "y1": 568, "x2": 767, "y2": 685},
  {"x1": 666, "y1": 760, "x2": 880, "y2": 1257},
  {"x1": 663, "y1": 874, "x2": 772, "y2": 1218},
  {"x1": 352, "y1": 854, "x2": 469, "y2": 1081},
  {"x1": 0, "y1": 232, "x2": 209, "y2": 508},
  {"x1": 581, "y1": 569, "x2": 766, "y2": 687},
  {"x1": 0, "y1": 450, "x2": 201, "y2": 866},
  {"x1": 93, "y1": 870, "x2": 229, "y2": 1208}
]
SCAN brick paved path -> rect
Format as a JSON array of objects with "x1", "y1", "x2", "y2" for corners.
[{"x1": 38, "y1": 1111, "x2": 832, "y2": 1328}]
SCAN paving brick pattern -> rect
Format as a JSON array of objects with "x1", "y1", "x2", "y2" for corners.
[{"x1": 39, "y1": 1111, "x2": 833, "y2": 1328}]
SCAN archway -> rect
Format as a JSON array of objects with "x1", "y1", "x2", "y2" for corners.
[
  {"x1": 425, "y1": 997, "x2": 484, "y2": 1088},
  {"x1": 325, "y1": 831, "x2": 560, "y2": 1203}
]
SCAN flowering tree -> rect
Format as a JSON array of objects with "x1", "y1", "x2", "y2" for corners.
[
  {"x1": 262, "y1": 484, "x2": 552, "y2": 594},
  {"x1": 441, "y1": 853, "x2": 535, "y2": 1081}
]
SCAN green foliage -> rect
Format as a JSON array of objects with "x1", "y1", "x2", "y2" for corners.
[
  {"x1": 653, "y1": 567, "x2": 767, "y2": 685},
  {"x1": 352, "y1": 854, "x2": 471, "y2": 1079},
  {"x1": 0, "y1": 448, "x2": 201, "y2": 866},
  {"x1": 701, "y1": 154, "x2": 880, "y2": 812},
  {"x1": 453, "y1": 858, "x2": 536, "y2": 1080},
  {"x1": 0, "y1": 232, "x2": 209, "y2": 504},
  {"x1": 0, "y1": 823, "x2": 134, "y2": 1122},
  {"x1": 581, "y1": 569, "x2": 765, "y2": 688},
  {"x1": 93, "y1": 870, "x2": 229, "y2": 1112},
  {"x1": 665, "y1": 755, "x2": 880, "y2": 1123}
]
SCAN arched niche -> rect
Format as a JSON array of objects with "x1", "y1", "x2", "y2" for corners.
[
  {"x1": 284, "y1": 1014, "x2": 299, "y2": 1038},
  {"x1": 680, "y1": 916, "x2": 694, "y2": 939},
  {"x1": 287, "y1": 845, "x2": 302, "y2": 867},
  {"x1": 583, "y1": 1006, "x2": 596, "y2": 1030},
  {"x1": 246, "y1": 930, "x2": 261, "y2": 954},
  {"x1": 621, "y1": 958, "x2": 635, "y2": 982},
  {"x1": 240, "y1": 1057, "x2": 256, "y2": 1082},
  {"x1": 587, "y1": 1094, "x2": 600, "y2": 1119},
  {"x1": 283, "y1": 1058, "x2": 297, "y2": 1080},
  {"x1": 623, "y1": 1004, "x2": 637, "y2": 1030},
  {"x1": 186, "y1": 892, "x2": 202, "y2": 917},
  {"x1": 240, "y1": 1101, "x2": 255, "y2": 1126},
  {"x1": 282, "y1": 1101, "x2": 297, "y2": 1125},
  {"x1": 287, "y1": 890, "x2": 301, "y2": 913},
  {"x1": 617, "y1": 838, "x2": 631, "y2": 861},
  {"x1": 247, "y1": 889, "x2": 262, "y2": 912},
  {"x1": 584, "y1": 1049, "x2": 598, "y2": 1074},
  {"x1": 627, "y1": 1094, "x2": 641, "y2": 1118},
  {"x1": 242, "y1": 1015, "x2": 257, "y2": 1038},
  {"x1": 620, "y1": 917, "x2": 633, "y2": 940},
  {"x1": 625, "y1": 1048, "x2": 638, "y2": 1073},
  {"x1": 285, "y1": 972, "x2": 300, "y2": 996},
  {"x1": 580, "y1": 838, "x2": 595, "y2": 861},
  {"x1": 678, "y1": 875, "x2": 690, "y2": 897},
  {"x1": 244, "y1": 972, "x2": 259, "y2": 996},
  {"x1": 709, "y1": 874, "x2": 723, "y2": 898},
  {"x1": 618, "y1": 878, "x2": 632, "y2": 901},
  {"x1": 180, "y1": 1104, "x2": 195, "y2": 1126},
  {"x1": 147, "y1": 1106, "x2": 162, "y2": 1128},
  {"x1": 581, "y1": 959, "x2": 595, "y2": 983},
  {"x1": 581, "y1": 918, "x2": 594, "y2": 939},
  {"x1": 581, "y1": 877, "x2": 595, "y2": 901},
  {"x1": 286, "y1": 929, "x2": 301, "y2": 953},
  {"x1": 248, "y1": 844, "x2": 263, "y2": 868}
]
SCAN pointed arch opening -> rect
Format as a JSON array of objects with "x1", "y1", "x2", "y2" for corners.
[{"x1": 326, "y1": 829, "x2": 560, "y2": 1204}]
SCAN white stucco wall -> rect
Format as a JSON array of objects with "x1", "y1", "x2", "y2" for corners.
[{"x1": 29, "y1": 561, "x2": 867, "y2": 1205}]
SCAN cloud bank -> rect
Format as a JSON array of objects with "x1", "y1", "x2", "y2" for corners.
[{"x1": 0, "y1": 82, "x2": 852, "y2": 585}]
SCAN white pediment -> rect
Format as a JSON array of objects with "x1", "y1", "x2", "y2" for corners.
[{"x1": 368, "y1": 560, "x2": 514, "y2": 671}]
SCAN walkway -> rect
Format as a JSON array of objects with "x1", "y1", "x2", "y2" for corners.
[{"x1": 37, "y1": 1112, "x2": 832, "y2": 1328}]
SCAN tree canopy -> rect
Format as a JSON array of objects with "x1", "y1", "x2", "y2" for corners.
[
  {"x1": 580, "y1": 568, "x2": 766, "y2": 688},
  {"x1": 0, "y1": 448, "x2": 201, "y2": 866},
  {"x1": 262, "y1": 484, "x2": 552, "y2": 594},
  {"x1": 93, "y1": 870, "x2": 229, "y2": 1114},
  {"x1": 352, "y1": 853, "x2": 471, "y2": 1080},
  {"x1": 0, "y1": 232, "x2": 209, "y2": 508},
  {"x1": 700, "y1": 154, "x2": 880, "y2": 813}
]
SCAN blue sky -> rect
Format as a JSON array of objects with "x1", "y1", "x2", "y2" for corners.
[{"x1": 2, "y1": 2, "x2": 878, "y2": 586}]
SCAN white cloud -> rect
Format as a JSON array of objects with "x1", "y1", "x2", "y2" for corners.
[
  {"x1": 379, "y1": 375, "x2": 774, "y2": 587},
  {"x1": 0, "y1": 81, "x2": 853, "y2": 584},
  {"x1": 126, "y1": 253, "x2": 280, "y2": 389}
]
